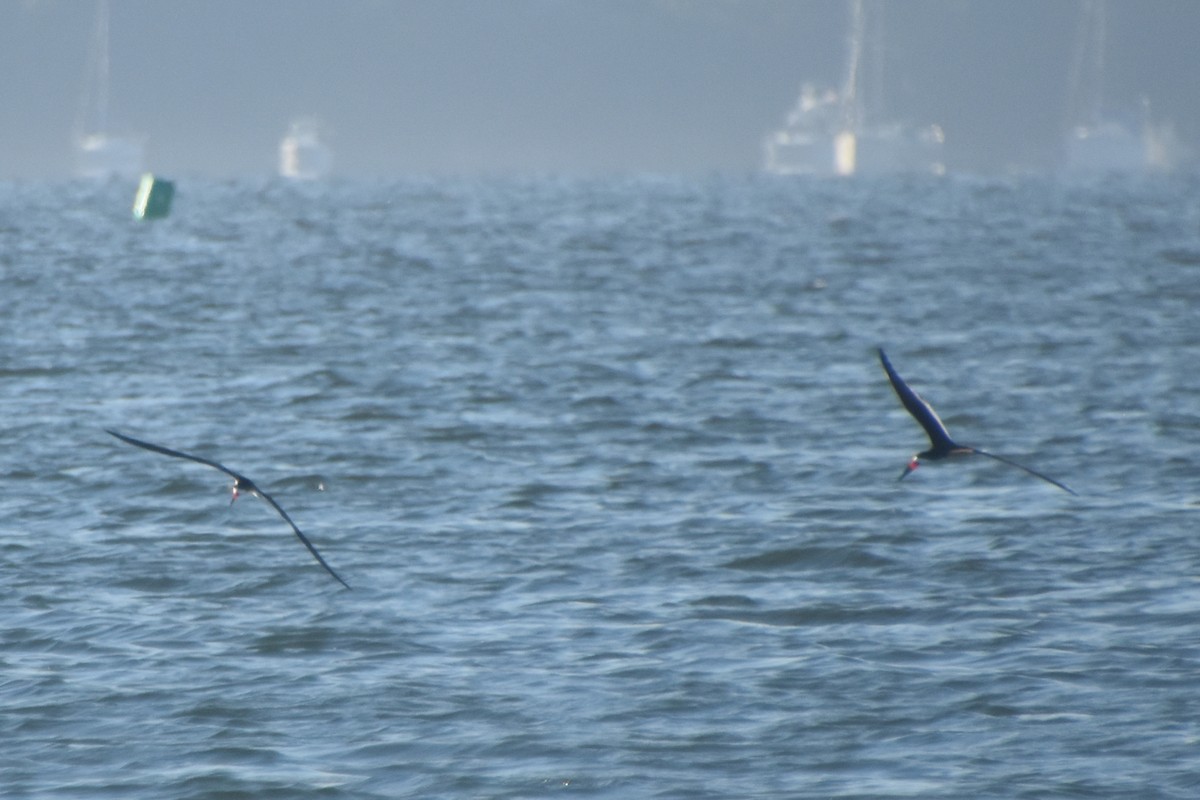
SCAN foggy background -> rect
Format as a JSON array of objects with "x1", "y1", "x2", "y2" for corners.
[{"x1": 2, "y1": 0, "x2": 1198, "y2": 178}]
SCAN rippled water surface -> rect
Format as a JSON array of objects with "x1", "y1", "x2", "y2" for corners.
[{"x1": 2, "y1": 174, "x2": 1199, "y2": 798}]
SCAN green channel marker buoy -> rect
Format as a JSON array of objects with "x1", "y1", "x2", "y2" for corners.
[{"x1": 132, "y1": 173, "x2": 174, "y2": 220}]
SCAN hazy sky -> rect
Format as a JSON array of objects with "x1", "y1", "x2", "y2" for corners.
[{"x1": 2, "y1": 0, "x2": 1198, "y2": 178}]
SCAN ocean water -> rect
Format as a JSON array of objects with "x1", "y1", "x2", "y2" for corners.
[{"x1": 1, "y1": 173, "x2": 1198, "y2": 798}]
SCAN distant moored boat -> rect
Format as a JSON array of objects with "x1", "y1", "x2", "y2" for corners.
[
  {"x1": 75, "y1": 0, "x2": 144, "y2": 180},
  {"x1": 764, "y1": 0, "x2": 944, "y2": 177},
  {"x1": 279, "y1": 119, "x2": 333, "y2": 180}
]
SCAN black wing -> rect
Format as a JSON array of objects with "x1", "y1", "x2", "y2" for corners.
[
  {"x1": 252, "y1": 486, "x2": 352, "y2": 590},
  {"x1": 107, "y1": 429, "x2": 239, "y2": 479},
  {"x1": 878, "y1": 349, "x2": 957, "y2": 451},
  {"x1": 108, "y1": 428, "x2": 352, "y2": 587},
  {"x1": 972, "y1": 449, "x2": 1078, "y2": 495}
]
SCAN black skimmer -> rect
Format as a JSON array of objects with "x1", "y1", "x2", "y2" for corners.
[
  {"x1": 878, "y1": 349, "x2": 1076, "y2": 495},
  {"x1": 106, "y1": 429, "x2": 351, "y2": 588}
]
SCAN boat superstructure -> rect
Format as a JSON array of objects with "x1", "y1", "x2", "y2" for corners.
[
  {"x1": 765, "y1": 0, "x2": 944, "y2": 177},
  {"x1": 279, "y1": 119, "x2": 333, "y2": 180}
]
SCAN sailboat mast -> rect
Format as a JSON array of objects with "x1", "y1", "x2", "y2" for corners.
[
  {"x1": 95, "y1": 0, "x2": 110, "y2": 134},
  {"x1": 833, "y1": 0, "x2": 866, "y2": 175},
  {"x1": 840, "y1": 0, "x2": 865, "y2": 135},
  {"x1": 1067, "y1": 0, "x2": 1108, "y2": 129},
  {"x1": 77, "y1": 0, "x2": 111, "y2": 138}
]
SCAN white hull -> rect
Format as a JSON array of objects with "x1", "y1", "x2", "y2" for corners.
[
  {"x1": 77, "y1": 133, "x2": 144, "y2": 180},
  {"x1": 280, "y1": 121, "x2": 332, "y2": 180}
]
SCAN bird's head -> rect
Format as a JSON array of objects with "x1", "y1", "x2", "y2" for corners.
[
  {"x1": 230, "y1": 477, "x2": 254, "y2": 504},
  {"x1": 898, "y1": 455, "x2": 920, "y2": 481}
]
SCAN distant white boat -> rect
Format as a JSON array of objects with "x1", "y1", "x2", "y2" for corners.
[
  {"x1": 1063, "y1": 0, "x2": 1140, "y2": 171},
  {"x1": 765, "y1": 0, "x2": 943, "y2": 177},
  {"x1": 75, "y1": 0, "x2": 144, "y2": 179},
  {"x1": 763, "y1": 84, "x2": 844, "y2": 176},
  {"x1": 1064, "y1": 120, "x2": 1146, "y2": 173},
  {"x1": 279, "y1": 119, "x2": 332, "y2": 180},
  {"x1": 1063, "y1": 0, "x2": 1181, "y2": 172}
]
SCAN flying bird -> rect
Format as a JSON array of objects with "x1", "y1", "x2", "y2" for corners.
[
  {"x1": 106, "y1": 429, "x2": 351, "y2": 588},
  {"x1": 878, "y1": 349, "x2": 1076, "y2": 495}
]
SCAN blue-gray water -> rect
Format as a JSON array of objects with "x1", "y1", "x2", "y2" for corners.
[{"x1": 2, "y1": 174, "x2": 1199, "y2": 798}]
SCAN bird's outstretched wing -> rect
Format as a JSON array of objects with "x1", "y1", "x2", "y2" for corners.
[
  {"x1": 972, "y1": 448, "x2": 1077, "y2": 495},
  {"x1": 878, "y1": 349, "x2": 957, "y2": 451},
  {"x1": 106, "y1": 429, "x2": 239, "y2": 479},
  {"x1": 106, "y1": 428, "x2": 352, "y2": 588},
  {"x1": 252, "y1": 486, "x2": 352, "y2": 590}
]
